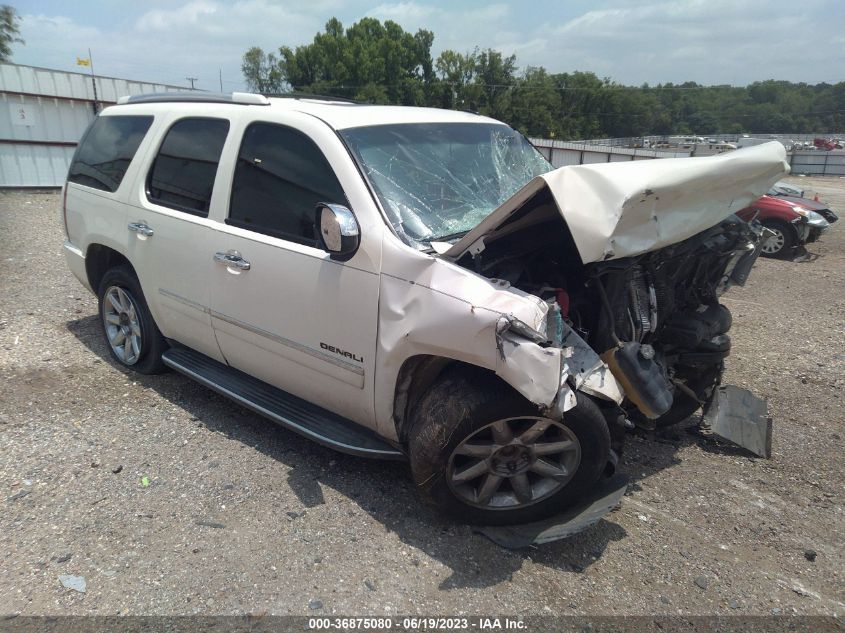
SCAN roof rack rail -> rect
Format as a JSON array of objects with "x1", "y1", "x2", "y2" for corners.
[
  {"x1": 265, "y1": 92, "x2": 359, "y2": 104},
  {"x1": 116, "y1": 92, "x2": 270, "y2": 106}
]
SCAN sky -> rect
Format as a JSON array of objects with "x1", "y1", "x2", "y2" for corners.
[{"x1": 8, "y1": 0, "x2": 845, "y2": 91}]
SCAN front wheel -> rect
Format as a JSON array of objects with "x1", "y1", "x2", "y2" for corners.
[
  {"x1": 408, "y1": 368, "x2": 610, "y2": 526},
  {"x1": 98, "y1": 266, "x2": 168, "y2": 374}
]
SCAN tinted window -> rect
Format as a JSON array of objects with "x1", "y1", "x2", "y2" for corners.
[
  {"x1": 68, "y1": 115, "x2": 153, "y2": 192},
  {"x1": 228, "y1": 123, "x2": 347, "y2": 245},
  {"x1": 147, "y1": 118, "x2": 230, "y2": 216}
]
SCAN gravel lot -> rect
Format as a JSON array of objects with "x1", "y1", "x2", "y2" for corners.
[{"x1": 1, "y1": 177, "x2": 843, "y2": 618}]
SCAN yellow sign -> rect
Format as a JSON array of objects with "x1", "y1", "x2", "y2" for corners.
[{"x1": 76, "y1": 57, "x2": 90, "y2": 67}]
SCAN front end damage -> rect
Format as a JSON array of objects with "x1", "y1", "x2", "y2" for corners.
[
  {"x1": 367, "y1": 131, "x2": 789, "y2": 538},
  {"x1": 445, "y1": 142, "x2": 789, "y2": 459}
]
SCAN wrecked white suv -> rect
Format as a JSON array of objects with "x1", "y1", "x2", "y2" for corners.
[{"x1": 62, "y1": 93, "x2": 788, "y2": 526}]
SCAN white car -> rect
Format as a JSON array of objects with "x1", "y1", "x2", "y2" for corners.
[{"x1": 62, "y1": 93, "x2": 788, "y2": 525}]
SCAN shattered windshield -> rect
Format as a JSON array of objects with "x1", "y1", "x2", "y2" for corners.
[{"x1": 340, "y1": 122, "x2": 552, "y2": 244}]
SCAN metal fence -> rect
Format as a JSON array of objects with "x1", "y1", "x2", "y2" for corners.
[
  {"x1": 789, "y1": 150, "x2": 845, "y2": 176},
  {"x1": 530, "y1": 138, "x2": 691, "y2": 166},
  {"x1": 1, "y1": 62, "x2": 195, "y2": 187},
  {"x1": 572, "y1": 133, "x2": 843, "y2": 148}
]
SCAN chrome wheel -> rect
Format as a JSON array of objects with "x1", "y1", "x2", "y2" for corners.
[
  {"x1": 762, "y1": 228, "x2": 785, "y2": 254},
  {"x1": 102, "y1": 286, "x2": 142, "y2": 365},
  {"x1": 447, "y1": 416, "x2": 581, "y2": 510}
]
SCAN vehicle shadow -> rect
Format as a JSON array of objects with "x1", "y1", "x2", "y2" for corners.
[{"x1": 65, "y1": 314, "x2": 741, "y2": 590}]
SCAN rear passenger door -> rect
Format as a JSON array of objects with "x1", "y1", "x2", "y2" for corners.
[
  {"x1": 127, "y1": 116, "x2": 230, "y2": 362},
  {"x1": 207, "y1": 116, "x2": 382, "y2": 428}
]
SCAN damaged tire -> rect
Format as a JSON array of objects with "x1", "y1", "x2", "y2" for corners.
[{"x1": 408, "y1": 367, "x2": 610, "y2": 526}]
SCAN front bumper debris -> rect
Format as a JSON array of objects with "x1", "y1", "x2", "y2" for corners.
[
  {"x1": 473, "y1": 473, "x2": 629, "y2": 548},
  {"x1": 701, "y1": 385, "x2": 772, "y2": 458}
]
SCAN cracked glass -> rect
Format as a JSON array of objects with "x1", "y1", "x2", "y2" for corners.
[{"x1": 340, "y1": 122, "x2": 552, "y2": 245}]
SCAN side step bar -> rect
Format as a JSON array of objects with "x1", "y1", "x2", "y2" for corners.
[{"x1": 162, "y1": 346, "x2": 405, "y2": 460}]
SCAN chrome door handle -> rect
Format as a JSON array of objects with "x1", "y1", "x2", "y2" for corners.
[
  {"x1": 128, "y1": 222, "x2": 154, "y2": 237},
  {"x1": 214, "y1": 250, "x2": 251, "y2": 271}
]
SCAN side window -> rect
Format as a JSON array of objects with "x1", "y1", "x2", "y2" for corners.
[
  {"x1": 147, "y1": 118, "x2": 230, "y2": 217},
  {"x1": 228, "y1": 122, "x2": 347, "y2": 246},
  {"x1": 68, "y1": 115, "x2": 153, "y2": 193}
]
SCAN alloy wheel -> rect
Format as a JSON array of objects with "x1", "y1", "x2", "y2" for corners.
[
  {"x1": 102, "y1": 286, "x2": 143, "y2": 365},
  {"x1": 447, "y1": 416, "x2": 581, "y2": 510}
]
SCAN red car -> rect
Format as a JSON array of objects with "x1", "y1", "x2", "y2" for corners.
[
  {"x1": 813, "y1": 138, "x2": 842, "y2": 151},
  {"x1": 736, "y1": 195, "x2": 830, "y2": 258}
]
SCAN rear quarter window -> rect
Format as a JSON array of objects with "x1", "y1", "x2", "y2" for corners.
[{"x1": 68, "y1": 115, "x2": 154, "y2": 193}]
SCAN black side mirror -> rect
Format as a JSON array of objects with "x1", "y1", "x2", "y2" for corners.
[{"x1": 315, "y1": 203, "x2": 360, "y2": 261}]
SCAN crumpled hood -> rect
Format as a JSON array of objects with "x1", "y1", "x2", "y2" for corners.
[{"x1": 443, "y1": 141, "x2": 789, "y2": 263}]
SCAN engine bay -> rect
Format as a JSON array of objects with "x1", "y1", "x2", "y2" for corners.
[{"x1": 455, "y1": 195, "x2": 765, "y2": 424}]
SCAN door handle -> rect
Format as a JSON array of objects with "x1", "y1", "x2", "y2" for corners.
[
  {"x1": 214, "y1": 250, "x2": 251, "y2": 271},
  {"x1": 128, "y1": 222, "x2": 154, "y2": 238}
]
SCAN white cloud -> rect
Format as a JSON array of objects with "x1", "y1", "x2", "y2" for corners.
[
  {"x1": 527, "y1": 0, "x2": 842, "y2": 84},
  {"x1": 138, "y1": 1, "x2": 220, "y2": 31},
  {"x1": 16, "y1": 1, "x2": 345, "y2": 90},
  {"x1": 11, "y1": 0, "x2": 845, "y2": 90}
]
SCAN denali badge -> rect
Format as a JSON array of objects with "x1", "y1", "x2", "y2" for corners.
[{"x1": 320, "y1": 342, "x2": 363, "y2": 363}]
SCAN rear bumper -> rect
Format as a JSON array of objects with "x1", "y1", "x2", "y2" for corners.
[{"x1": 63, "y1": 241, "x2": 92, "y2": 294}]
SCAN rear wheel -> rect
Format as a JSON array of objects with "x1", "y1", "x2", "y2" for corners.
[
  {"x1": 408, "y1": 368, "x2": 610, "y2": 525},
  {"x1": 98, "y1": 267, "x2": 168, "y2": 374},
  {"x1": 760, "y1": 220, "x2": 796, "y2": 258}
]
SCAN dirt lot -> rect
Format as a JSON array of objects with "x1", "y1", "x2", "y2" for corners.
[{"x1": 1, "y1": 177, "x2": 843, "y2": 618}]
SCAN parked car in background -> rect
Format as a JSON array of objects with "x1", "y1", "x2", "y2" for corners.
[
  {"x1": 813, "y1": 138, "x2": 841, "y2": 151},
  {"x1": 777, "y1": 196, "x2": 839, "y2": 224},
  {"x1": 768, "y1": 180, "x2": 804, "y2": 198},
  {"x1": 766, "y1": 181, "x2": 839, "y2": 224},
  {"x1": 737, "y1": 195, "x2": 830, "y2": 258},
  {"x1": 669, "y1": 135, "x2": 706, "y2": 148}
]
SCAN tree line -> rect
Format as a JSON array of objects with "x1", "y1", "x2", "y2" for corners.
[{"x1": 243, "y1": 17, "x2": 845, "y2": 140}]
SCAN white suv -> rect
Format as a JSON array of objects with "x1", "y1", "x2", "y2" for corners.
[{"x1": 62, "y1": 93, "x2": 787, "y2": 525}]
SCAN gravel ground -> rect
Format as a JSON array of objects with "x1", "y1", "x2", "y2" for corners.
[{"x1": 0, "y1": 177, "x2": 843, "y2": 617}]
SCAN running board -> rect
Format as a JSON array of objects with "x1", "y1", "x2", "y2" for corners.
[{"x1": 161, "y1": 346, "x2": 405, "y2": 460}]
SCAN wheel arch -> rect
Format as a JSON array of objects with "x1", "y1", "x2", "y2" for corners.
[
  {"x1": 85, "y1": 244, "x2": 136, "y2": 294},
  {"x1": 392, "y1": 354, "x2": 521, "y2": 445}
]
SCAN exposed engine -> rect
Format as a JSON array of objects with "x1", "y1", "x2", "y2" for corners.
[{"x1": 461, "y1": 213, "x2": 764, "y2": 424}]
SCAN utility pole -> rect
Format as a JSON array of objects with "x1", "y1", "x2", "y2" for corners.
[
  {"x1": 219, "y1": 69, "x2": 223, "y2": 92},
  {"x1": 88, "y1": 48, "x2": 99, "y2": 115},
  {"x1": 186, "y1": 77, "x2": 198, "y2": 90}
]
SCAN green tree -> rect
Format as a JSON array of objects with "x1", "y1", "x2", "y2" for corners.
[
  {"x1": 434, "y1": 49, "x2": 480, "y2": 110},
  {"x1": 242, "y1": 17, "x2": 845, "y2": 138},
  {"x1": 474, "y1": 49, "x2": 516, "y2": 119},
  {"x1": 241, "y1": 47, "x2": 284, "y2": 93},
  {"x1": 276, "y1": 17, "x2": 434, "y2": 104},
  {"x1": 506, "y1": 67, "x2": 558, "y2": 137},
  {"x1": 1, "y1": 4, "x2": 24, "y2": 61}
]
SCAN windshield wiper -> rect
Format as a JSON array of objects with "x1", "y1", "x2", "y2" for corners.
[{"x1": 429, "y1": 230, "x2": 470, "y2": 243}]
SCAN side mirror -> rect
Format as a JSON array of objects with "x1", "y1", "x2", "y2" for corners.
[{"x1": 315, "y1": 203, "x2": 360, "y2": 261}]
